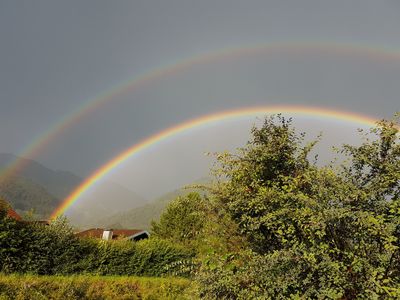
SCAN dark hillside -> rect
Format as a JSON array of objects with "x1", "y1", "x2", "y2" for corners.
[
  {"x1": 0, "y1": 176, "x2": 58, "y2": 218},
  {"x1": 0, "y1": 153, "x2": 81, "y2": 199}
]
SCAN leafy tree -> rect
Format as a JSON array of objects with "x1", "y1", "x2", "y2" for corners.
[
  {"x1": 0, "y1": 197, "x2": 10, "y2": 219},
  {"x1": 151, "y1": 192, "x2": 208, "y2": 247},
  {"x1": 198, "y1": 114, "x2": 400, "y2": 299},
  {"x1": 152, "y1": 191, "x2": 247, "y2": 258},
  {"x1": 0, "y1": 197, "x2": 9, "y2": 210}
]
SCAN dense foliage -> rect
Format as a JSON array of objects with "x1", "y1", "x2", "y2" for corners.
[
  {"x1": 0, "y1": 214, "x2": 192, "y2": 276},
  {"x1": 194, "y1": 114, "x2": 400, "y2": 299},
  {"x1": 0, "y1": 198, "x2": 9, "y2": 215},
  {"x1": 152, "y1": 192, "x2": 208, "y2": 248}
]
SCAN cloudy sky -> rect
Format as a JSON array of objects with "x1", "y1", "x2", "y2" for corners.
[{"x1": 1, "y1": 1, "x2": 399, "y2": 199}]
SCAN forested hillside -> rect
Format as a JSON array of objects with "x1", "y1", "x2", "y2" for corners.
[
  {"x1": 0, "y1": 153, "x2": 81, "y2": 199},
  {"x1": 0, "y1": 153, "x2": 147, "y2": 223},
  {"x1": 0, "y1": 153, "x2": 80, "y2": 218},
  {"x1": 0, "y1": 176, "x2": 59, "y2": 218}
]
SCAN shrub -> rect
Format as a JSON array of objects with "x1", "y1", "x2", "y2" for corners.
[{"x1": 0, "y1": 214, "x2": 193, "y2": 277}]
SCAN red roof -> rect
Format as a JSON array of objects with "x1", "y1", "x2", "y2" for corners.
[
  {"x1": 7, "y1": 208, "x2": 21, "y2": 220},
  {"x1": 76, "y1": 228, "x2": 146, "y2": 240}
]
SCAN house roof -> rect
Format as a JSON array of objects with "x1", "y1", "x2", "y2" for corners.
[
  {"x1": 6, "y1": 208, "x2": 22, "y2": 220},
  {"x1": 76, "y1": 228, "x2": 147, "y2": 240}
]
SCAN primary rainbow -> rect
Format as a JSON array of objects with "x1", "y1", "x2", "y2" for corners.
[
  {"x1": 3, "y1": 41, "x2": 400, "y2": 181},
  {"x1": 50, "y1": 105, "x2": 379, "y2": 219}
]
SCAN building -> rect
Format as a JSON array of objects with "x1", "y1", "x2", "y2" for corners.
[{"x1": 76, "y1": 228, "x2": 149, "y2": 241}]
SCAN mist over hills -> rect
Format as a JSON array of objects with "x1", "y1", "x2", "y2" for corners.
[
  {"x1": 0, "y1": 153, "x2": 148, "y2": 223},
  {"x1": 66, "y1": 180, "x2": 148, "y2": 228},
  {"x1": 98, "y1": 178, "x2": 211, "y2": 230},
  {"x1": 0, "y1": 175, "x2": 59, "y2": 218},
  {"x1": 98, "y1": 189, "x2": 184, "y2": 230},
  {"x1": 0, "y1": 153, "x2": 81, "y2": 199}
]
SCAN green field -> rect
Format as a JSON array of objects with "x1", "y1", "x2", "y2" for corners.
[{"x1": 0, "y1": 275, "x2": 197, "y2": 300}]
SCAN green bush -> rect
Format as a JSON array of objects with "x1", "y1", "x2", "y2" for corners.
[
  {"x1": 131, "y1": 238, "x2": 193, "y2": 276},
  {"x1": 83, "y1": 238, "x2": 193, "y2": 277},
  {"x1": 152, "y1": 193, "x2": 208, "y2": 248},
  {"x1": 0, "y1": 214, "x2": 193, "y2": 276},
  {"x1": 0, "y1": 216, "x2": 95, "y2": 275}
]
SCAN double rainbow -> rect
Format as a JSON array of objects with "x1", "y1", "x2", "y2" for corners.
[{"x1": 0, "y1": 41, "x2": 396, "y2": 218}]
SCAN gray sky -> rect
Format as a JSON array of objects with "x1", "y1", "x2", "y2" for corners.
[{"x1": 1, "y1": 1, "x2": 400, "y2": 199}]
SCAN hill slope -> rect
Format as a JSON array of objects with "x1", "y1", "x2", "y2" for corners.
[
  {"x1": 0, "y1": 153, "x2": 148, "y2": 223},
  {"x1": 0, "y1": 153, "x2": 81, "y2": 199},
  {"x1": 0, "y1": 176, "x2": 59, "y2": 218}
]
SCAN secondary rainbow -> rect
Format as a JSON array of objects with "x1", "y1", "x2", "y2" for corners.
[
  {"x1": 3, "y1": 41, "x2": 400, "y2": 181},
  {"x1": 50, "y1": 105, "x2": 380, "y2": 219}
]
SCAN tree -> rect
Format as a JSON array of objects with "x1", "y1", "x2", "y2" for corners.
[
  {"x1": 152, "y1": 191, "x2": 247, "y2": 258},
  {"x1": 210, "y1": 115, "x2": 321, "y2": 253},
  {"x1": 0, "y1": 197, "x2": 10, "y2": 219},
  {"x1": 198, "y1": 114, "x2": 400, "y2": 299},
  {"x1": 151, "y1": 192, "x2": 208, "y2": 247}
]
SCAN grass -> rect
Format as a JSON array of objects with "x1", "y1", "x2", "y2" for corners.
[{"x1": 0, "y1": 274, "x2": 197, "y2": 300}]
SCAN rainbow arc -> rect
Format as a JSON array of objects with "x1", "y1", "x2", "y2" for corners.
[{"x1": 50, "y1": 105, "x2": 379, "y2": 219}]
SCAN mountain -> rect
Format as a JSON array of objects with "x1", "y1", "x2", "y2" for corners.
[
  {"x1": 0, "y1": 153, "x2": 148, "y2": 223},
  {"x1": 0, "y1": 175, "x2": 59, "y2": 218},
  {"x1": 0, "y1": 153, "x2": 81, "y2": 199}
]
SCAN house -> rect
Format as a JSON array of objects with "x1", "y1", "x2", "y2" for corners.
[{"x1": 76, "y1": 228, "x2": 149, "y2": 241}]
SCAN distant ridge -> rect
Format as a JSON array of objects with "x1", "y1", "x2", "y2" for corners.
[
  {"x1": 0, "y1": 153, "x2": 81, "y2": 199},
  {"x1": 0, "y1": 175, "x2": 59, "y2": 218},
  {"x1": 0, "y1": 153, "x2": 148, "y2": 223}
]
